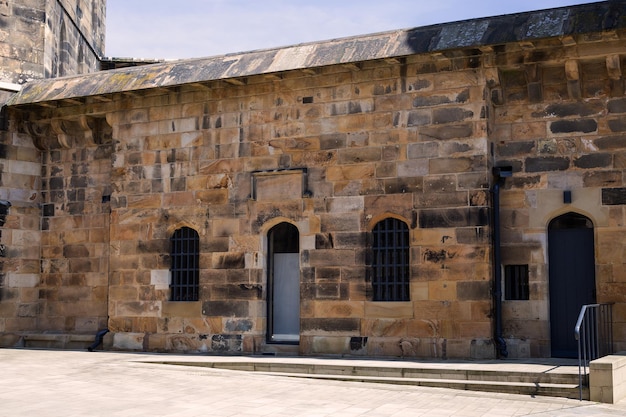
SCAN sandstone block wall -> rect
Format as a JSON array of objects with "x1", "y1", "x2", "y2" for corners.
[
  {"x1": 0, "y1": 1, "x2": 106, "y2": 344},
  {"x1": 492, "y1": 46, "x2": 626, "y2": 355},
  {"x1": 90, "y1": 54, "x2": 492, "y2": 358},
  {"x1": 2, "y1": 6, "x2": 626, "y2": 358},
  {"x1": 0, "y1": 124, "x2": 41, "y2": 339}
]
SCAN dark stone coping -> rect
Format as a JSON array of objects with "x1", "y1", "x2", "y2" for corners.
[{"x1": 8, "y1": 1, "x2": 626, "y2": 106}]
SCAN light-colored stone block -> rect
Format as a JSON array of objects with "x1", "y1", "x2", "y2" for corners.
[
  {"x1": 7, "y1": 273, "x2": 39, "y2": 288},
  {"x1": 151, "y1": 269, "x2": 170, "y2": 290},
  {"x1": 112, "y1": 332, "x2": 144, "y2": 350},
  {"x1": 590, "y1": 354, "x2": 626, "y2": 404},
  {"x1": 364, "y1": 302, "x2": 413, "y2": 318}
]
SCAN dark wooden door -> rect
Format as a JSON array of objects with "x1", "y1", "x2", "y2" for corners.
[{"x1": 548, "y1": 213, "x2": 596, "y2": 358}]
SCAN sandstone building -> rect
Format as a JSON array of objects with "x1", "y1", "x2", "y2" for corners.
[{"x1": 1, "y1": 1, "x2": 626, "y2": 359}]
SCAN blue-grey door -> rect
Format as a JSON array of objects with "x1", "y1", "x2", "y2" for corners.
[
  {"x1": 548, "y1": 212, "x2": 596, "y2": 358},
  {"x1": 267, "y1": 223, "x2": 300, "y2": 343}
]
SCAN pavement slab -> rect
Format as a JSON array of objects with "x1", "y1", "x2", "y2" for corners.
[{"x1": 1, "y1": 349, "x2": 626, "y2": 417}]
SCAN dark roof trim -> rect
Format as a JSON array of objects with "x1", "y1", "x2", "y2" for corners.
[{"x1": 8, "y1": 1, "x2": 626, "y2": 106}]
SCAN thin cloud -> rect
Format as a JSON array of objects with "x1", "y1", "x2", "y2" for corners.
[{"x1": 105, "y1": 0, "x2": 597, "y2": 60}]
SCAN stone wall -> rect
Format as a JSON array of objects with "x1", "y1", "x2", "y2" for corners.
[
  {"x1": 2, "y1": 4, "x2": 626, "y2": 358},
  {"x1": 0, "y1": 0, "x2": 106, "y2": 344},
  {"x1": 63, "y1": 52, "x2": 489, "y2": 357},
  {"x1": 0, "y1": 109, "x2": 41, "y2": 342}
]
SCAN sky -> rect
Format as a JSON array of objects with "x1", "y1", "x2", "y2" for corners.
[{"x1": 105, "y1": 0, "x2": 599, "y2": 60}]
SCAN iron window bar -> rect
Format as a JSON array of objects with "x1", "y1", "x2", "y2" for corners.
[
  {"x1": 504, "y1": 264, "x2": 529, "y2": 300},
  {"x1": 372, "y1": 218, "x2": 410, "y2": 302},
  {"x1": 170, "y1": 227, "x2": 200, "y2": 301}
]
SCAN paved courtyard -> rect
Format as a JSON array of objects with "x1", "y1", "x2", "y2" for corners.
[{"x1": 2, "y1": 348, "x2": 626, "y2": 416}]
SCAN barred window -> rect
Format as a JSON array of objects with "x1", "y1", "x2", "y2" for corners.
[
  {"x1": 504, "y1": 264, "x2": 529, "y2": 300},
  {"x1": 371, "y1": 218, "x2": 410, "y2": 301},
  {"x1": 170, "y1": 227, "x2": 199, "y2": 301}
]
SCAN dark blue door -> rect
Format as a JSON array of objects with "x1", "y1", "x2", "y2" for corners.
[{"x1": 548, "y1": 213, "x2": 596, "y2": 358}]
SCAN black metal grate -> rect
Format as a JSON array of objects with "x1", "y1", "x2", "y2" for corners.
[
  {"x1": 170, "y1": 227, "x2": 199, "y2": 301},
  {"x1": 504, "y1": 264, "x2": 529, "y2": 300},
  {"x1": 372, "y1": 218, "x2": 410, "y2": 301}
]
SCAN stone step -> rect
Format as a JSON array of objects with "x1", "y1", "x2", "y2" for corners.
[
  {"x1": 176, "y1": 361, "x2": 582, "y2": 385},
  {"x1": 158, "y1": 359, "x2": 587, "y2": 400},
  {"x1": 21, "y1": 334, "x2": 94, "y2": 350},
  {"x1": 256, "y1": 371, "x2": 588, "y2": 400}
]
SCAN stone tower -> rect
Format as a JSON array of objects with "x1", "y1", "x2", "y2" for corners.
[
  {"x1": 0, "y1": 1, "x2": 106, "y2": 345},
  {"x1": 0, "y1": 0, "x2": 106, "y2": 87}
]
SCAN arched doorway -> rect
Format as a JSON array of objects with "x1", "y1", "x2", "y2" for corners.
[
  {"x1": 267, "y1": 222, "x2": 300, "y2": 343},
  {"x1": 548, "y1": 212, "x2": 596, "y2": 358}
]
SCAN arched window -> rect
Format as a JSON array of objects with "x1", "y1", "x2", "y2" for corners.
[
  {"x1": 170, "y1": 227, "x2": 199, "y2": 301},
  {"x1": 371, "y1": 218, "x2": 410, "y2": 301}
]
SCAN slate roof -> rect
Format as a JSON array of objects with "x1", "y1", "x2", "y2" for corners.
[{"x1": 8, "y1": 1, "x2": 626, "y2": 106}]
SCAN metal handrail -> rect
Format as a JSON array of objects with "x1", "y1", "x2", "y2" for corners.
[{"x1": 574, "y1": 303, "x2": 613, "y2": 400}]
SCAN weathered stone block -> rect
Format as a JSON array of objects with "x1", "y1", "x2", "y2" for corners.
[
  {"x1": 424, "y1": 176, "x2": 457, "y2": 194},
  {"x1": 362, "y1": 318, "x2": 407, "y2": 337},
  {"x1": 407, "y1": 111, "x2": 431, "y2": 127},
  {"x1": 213, "y1": 252, "x2": 245, "y2": 269},
  {"x1": 419, "y1": 207, "x2": 489, "y2": 228},
  {"x1": 595, "y1": 135, "x2": 626, "y2": 150},
  {"x1": 608, "y1": 117, "x2": 626, "y2": 132},
  {"x1": 301, "y1": 318, "x2": 360, "y2": 335},
  {"x1": 162, "y1": 301, "x2": 202, "y2": 317},
  {"x1": 115, "y1": 301, "x2": 160, "y2": 318},
  {"x1": 112, "y1": 332, "x2": 144, "y2": 350},
  {"x1": 320, "y1": 133, "x2": 346, "y2": 150},
  {"x1": 602, "y1": 188, "x2": 626, "y2": 205},
  {"x1": 363, "y1": 195, "x2": 414, "y2": 221},
  {"x1": 307, "y1": 336, "x2": 350, "y2": 355},
  {"x1": 383, "y1": 177, "x2": 424, "y2": 194},
  {"x1": 549, "y1": 119, "x2": 597, "y2": 134},
  {"x1": 497, "y1": 141, "x2": 535, "y2": 157},
  {"x1": 432, "y1": 107, "x2": 474, "y2": 125},
  {"x1": 333, "y1": 232, "x2": 367, "y2": 249},
  {"x1": 533, "y1": 102, "x2": 604, "y2": 118},
  {"x1": 430, "y1": 156, "x2": 486, "y2": 174},
  {"x1": 583, "y1": 171, "x2": 622, "y2": 187},
  {"x1": 418, "y1": 123, "x2": 474, "y2": 140},
  {"x1": 320, "y1": 213, "x2": 360, "y2": 232},
  {"x1": 457, "y1": 281, "x2": 490, "y2": 301},
  {"x1": 407, "y1": 142, "x2": 438, "y2": 159},
  {"x1": 364, "y1": 302, "x2": 413, "y2": 318},
  {"x1": 213, "y1": 284, "x2": 263, "y2": 300},
  {"x1": 428, "y1": 281, "x2": 457, "y2": 301},
  {"x1": 337, "y1": 148, "x2": 381, "y2": 164},
  {"x1": 608, "y1": 98, "x2": 626, "y2": 114},
  {"x1": 202, "y1": 300, "x2": 248, "y2": 317},
  {"x1": 525, "y1": 156, "x2": 570, "y2": 172},
  {"x1": 574, "y1": 153, "x2": 612, "y2": 169},
  {"x1": 327, "y1": 164, "x2": 375, "y2": 181}
]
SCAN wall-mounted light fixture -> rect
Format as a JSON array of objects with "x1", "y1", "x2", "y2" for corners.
[{"x1": 563, "y1": 190, "x2": 572, "y2": 204}]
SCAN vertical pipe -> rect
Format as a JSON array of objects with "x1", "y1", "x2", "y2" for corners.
[{"x1": 491, "y1": 171, "x2": 508, "y2": 359}]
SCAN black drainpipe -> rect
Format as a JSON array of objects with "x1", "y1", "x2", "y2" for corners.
[{"x1": 492, "y1": 166, "x2": 512, "y2": 359}]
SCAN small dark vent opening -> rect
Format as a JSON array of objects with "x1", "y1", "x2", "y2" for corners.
[{"x1": 302, "y1": 96, "x2": 314, "y2": 104}]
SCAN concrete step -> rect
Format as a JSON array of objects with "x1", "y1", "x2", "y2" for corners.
[
  {"x1": 20, "y1": 334, "x2": 94, "y2": 350},
  {"x1": 256, "y1": 371, "x2": 587, "y2": 400},
  {"x1": 157, "y1": 359, "x2": 588, "y2": 400}
]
